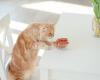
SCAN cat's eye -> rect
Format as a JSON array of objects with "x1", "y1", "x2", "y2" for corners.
[{"x1": 42, "y1": 28, "x2": 47, "y2": 32}]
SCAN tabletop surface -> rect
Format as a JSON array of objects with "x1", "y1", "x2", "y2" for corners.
[{"x1": 39, "y1": 13, "x2": 100, "y2": 75}]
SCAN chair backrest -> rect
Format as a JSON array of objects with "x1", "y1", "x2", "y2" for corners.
[
  {"x1": 0, "y1": 14, "x2": 21, "y2": 80},
  {"x1": 4, "y1": 28, "x2": 21, "y2": 69},
  {"x1": 0, "y1": 14, "x2": 11, "y2": 80},
  {"x1": 0, "y1": 14, "x2": 12, "y2": 66}
]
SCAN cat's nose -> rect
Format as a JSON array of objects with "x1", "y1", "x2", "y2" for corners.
[{"x1": 49, "y1": 33, "x2": 54, "y2": 37}]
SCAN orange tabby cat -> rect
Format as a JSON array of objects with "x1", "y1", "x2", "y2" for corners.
[{"x1": 7, "y1": 23, "x2": 54, "y2": 80}]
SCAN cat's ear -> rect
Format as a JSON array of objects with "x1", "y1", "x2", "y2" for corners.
[{"x1": 0, "y1": 14, "x2": 10, "y2": 32}]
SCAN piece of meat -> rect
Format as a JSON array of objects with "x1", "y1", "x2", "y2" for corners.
[{"x1": 54, "y1": 38, "x2": 69, "y2": 48}]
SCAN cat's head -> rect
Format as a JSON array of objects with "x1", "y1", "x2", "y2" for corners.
[{"x1": 39, "y1": 24, "x2": 54, "y2": 40}]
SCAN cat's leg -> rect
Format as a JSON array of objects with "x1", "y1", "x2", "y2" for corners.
[{"x1": 38, "y1": 40, "x2": 53, "y2": 49}]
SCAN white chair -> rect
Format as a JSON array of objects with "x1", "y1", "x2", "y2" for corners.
[
  {"x1": 0, "y1": 14, "x2": 12, "y2": 80},
  {"x1": 0, "y1": 14, "x2": 13, "y2": 67},
  {"x1": 0, "y1": 14, "x2": 21, "y2": 80}
]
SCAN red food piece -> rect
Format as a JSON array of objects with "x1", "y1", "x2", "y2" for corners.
[
  {"x1": 56, "y1": 38, "x2": 69, "y2": 44},
  {"x1": 54, "y1": 38, "x2": 69, "y2": 48}
]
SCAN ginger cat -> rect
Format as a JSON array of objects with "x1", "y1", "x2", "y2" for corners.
[{"x1": 7, "y1": 23, "x2": 54, "y2": 80}]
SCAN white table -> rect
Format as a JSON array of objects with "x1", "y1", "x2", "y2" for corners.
[{"x1": 39, "y1": 13, "x2": 100, "y2": 80}]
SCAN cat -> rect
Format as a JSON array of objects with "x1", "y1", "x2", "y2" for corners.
[{"x1": 7, "y1": 23, "x2": 54, "y2": 80}]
